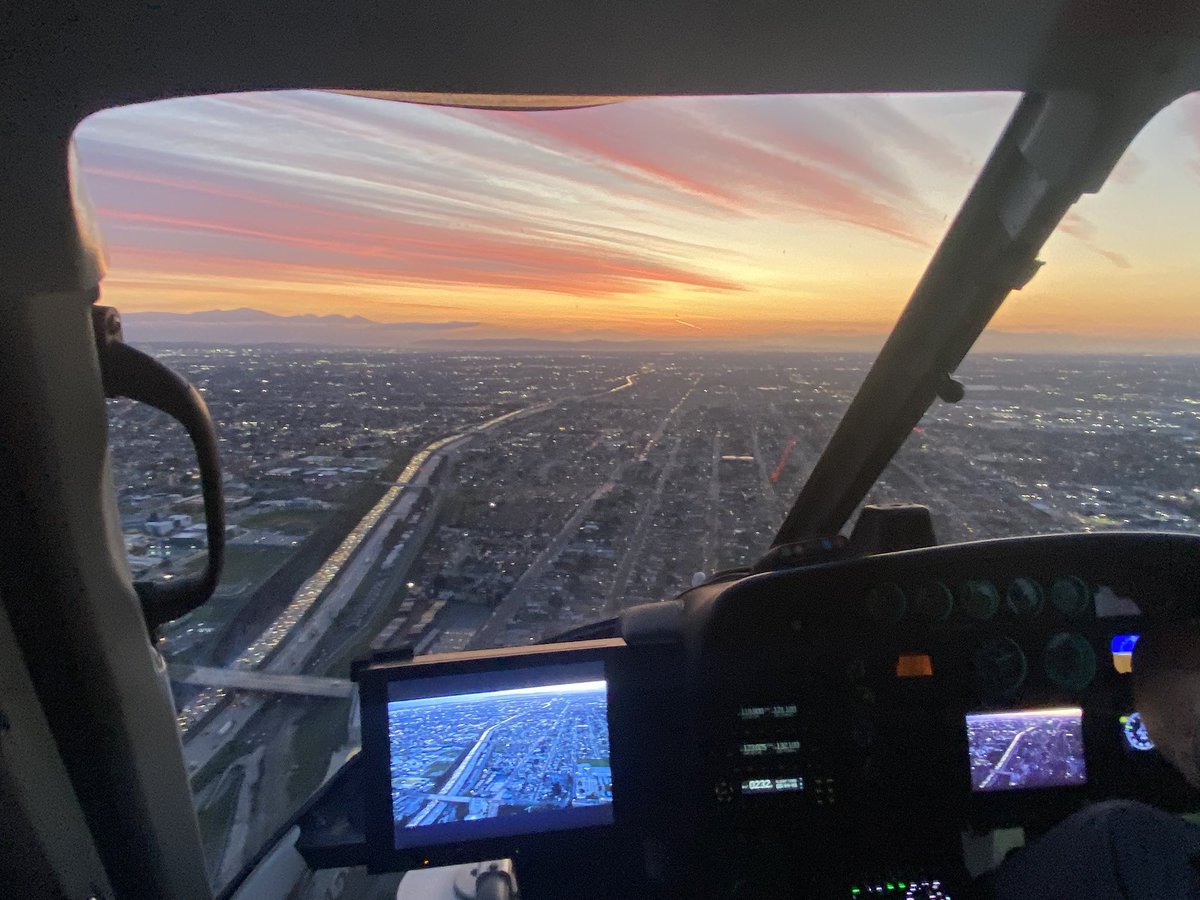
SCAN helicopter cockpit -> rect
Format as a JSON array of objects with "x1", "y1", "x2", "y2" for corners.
[
  {"x1": 7, "y1": 2, "x2": 1200, "y2": 899},
  {"x1": 322, "y1": 529, "x2": 1200, "y2": 898}
]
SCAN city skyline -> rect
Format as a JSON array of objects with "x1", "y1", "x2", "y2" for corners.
[{"x1": 73, "y1": 90, "x2": 1200, "y2": 352}]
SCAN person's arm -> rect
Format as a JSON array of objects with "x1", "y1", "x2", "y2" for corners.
[{"x1": 1133, "y1": 624, "x2": 1200, "y2": 788}]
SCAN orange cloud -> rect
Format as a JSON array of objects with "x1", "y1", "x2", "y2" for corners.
[
  {"x1": 101, "y1": 90, "x2": 1200, "y2": 348},
  {"x1": 1057, "y1": 212, "x2": 1131, "y2": 269},
  {"x1": 464, "y1": 104, "x2": 926, "y2": 242}
]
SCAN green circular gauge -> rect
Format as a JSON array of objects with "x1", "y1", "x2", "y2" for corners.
[
  {"x1": 973, "y1": 636, "x2": 1028, "y2": 698},
  {"x1": 1042, "y1": 632, "x2": 1097, "y2": 691},
  {"x1": 1005, "y1": 577, "x2": 1045, "y2": 616},
  {"x1": 1050, "y1": 576, "x2": 1092, "y2": 618},
  {"x1": 960, "y1": 580, "x2": 999, "y2": 621},
  {"x1": 913, "y1": 581, "x2": 954, "y2": 622},
  {"x1": 866, "y1": 583, "x2": 906, "y2": 625}
]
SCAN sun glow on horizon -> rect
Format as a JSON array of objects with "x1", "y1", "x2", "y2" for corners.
[{"x1": 74, "y1": 90, "x2": 1200, "y2": 351}]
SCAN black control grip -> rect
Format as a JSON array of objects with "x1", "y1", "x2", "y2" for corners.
[{"x1": 93, "y1": 305, "x2": 225, "y2": 631}]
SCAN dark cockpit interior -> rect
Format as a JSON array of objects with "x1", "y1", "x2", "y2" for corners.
[
  {"x1": 305, "y1": 530, "x2": 1198, "y2": 898},
  {"x1": 7, "y1": 2, "x2": 1200, "y2": 899}
]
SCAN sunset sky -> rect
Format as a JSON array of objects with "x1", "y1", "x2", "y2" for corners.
[{"x1": 73, "y1": 89, "x2": 1200, "y2": 351}]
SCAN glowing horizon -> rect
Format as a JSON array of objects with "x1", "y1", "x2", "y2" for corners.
[
  {"x1": 389, "y1": 680, "x2": 607, "y2": 708},
  {"x1": 73, "y1": 90, "x2": 1200, "y2": 351}
]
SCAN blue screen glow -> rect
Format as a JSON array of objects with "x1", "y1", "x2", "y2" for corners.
[
  {"x1": 1111, "y1": 634, "x2": 1140, "y2": 655},
  {"x1": 1111, "y1": 634, "x2": 1139, "y2": 674},
  {"x1": 967, "y1": 708, "x2": 1087, "y2": 792},
  {"x1": 386, "y1": 664, "x2": 613, "y2": 848}
]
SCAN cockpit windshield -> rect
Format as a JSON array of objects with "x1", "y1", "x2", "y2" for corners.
[{"x1": 73, "y1": 89, "x2": 1200, "y2": 890}]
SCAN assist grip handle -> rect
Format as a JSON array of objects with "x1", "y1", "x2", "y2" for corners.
[{"x1": 93, "y1": 305, "x2": 225, "y2": 631}]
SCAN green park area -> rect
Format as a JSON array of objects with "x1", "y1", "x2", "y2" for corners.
[
  {"x1": 210, "y1": 544, "x2": 296, "y2": 603},
  {"x1": 239, "y1": 507, "x2": 329, "y2": 535},
  {"x1": 423, "y1": 755, "x2": 457, "y2": 779},
  {"x1": 166, "y1": 545, "x2": 296, "y2": 665},
  {"x1": 196, "y1": 765, "x2": 244, "y2": 868},
  {"x1": 190, "y1": 736, "x2": 252, "y2": 795},
  {"x1": 286, "y1": 699, "x2": 351, "y2": 807}
]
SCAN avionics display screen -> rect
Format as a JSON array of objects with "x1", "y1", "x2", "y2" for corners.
[
  {"x1": 385, "y1": 660, "x2": 613, "y2": 849},
  {"x1": 1111, "y1": 633, "x2": 1139, "y2": 674},
  {"x1": 740, "y1": 776, "x2": 805, "y2": 794},
  {"x1": 966, "y1": 707, "x2": 1086, "y2": 792}
]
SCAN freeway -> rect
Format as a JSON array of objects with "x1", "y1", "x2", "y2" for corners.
[
  {"x1": 179, "y1": 373, "x2": 639, "y2": 773},
  {"x1": 407, "y1": 710, "x2": 529, "y2": 827},
  {"x1": 256, "y1": 391, "x2": 598, "y2": 675},
  {"x1": 170, "y1": 665, "x2": 352, "y2": 699},
  {"x1": 979, "y1": 726, "x2": 1036, "y2": 790},
  {"x1": 175, "y1": 437, "x2": 461, "y2": 733},
  {"x1": 179, "y1": 404, "x2": 560, "y2": 733},
  {"x1": 609, "y1": 375, "x2": 635, "y2": 393},
  {"x1": 240, "y1": 433, "x2": 469, "y2": 670}
]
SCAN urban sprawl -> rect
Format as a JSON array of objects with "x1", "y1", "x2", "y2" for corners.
[{"x1": 106, "y1": 347, "x2": 1200, "y2": 885}]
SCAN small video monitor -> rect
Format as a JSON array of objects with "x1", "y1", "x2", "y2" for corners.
[
  {"x1": 359, "y1": 641, "x2": 620, "y2": 869},
  {"x1": 966, "y1": 707, "x2": 1086, "y2": 792}
]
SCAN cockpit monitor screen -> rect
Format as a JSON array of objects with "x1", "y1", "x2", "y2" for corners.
[
  {"x1": 384, "y1": 659, "x2": 613, "y2": 849},
  {"x1": 966, "y1": 707, "x2": 1086, "y2": 792}
]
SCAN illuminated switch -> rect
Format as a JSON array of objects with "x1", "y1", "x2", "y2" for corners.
[
  {"x1": 1111, "y1": 633, "x2": 1139, "y2": 674},
  {"x1": 896, "y1": 653, "x2": 933, "y2": 678}
]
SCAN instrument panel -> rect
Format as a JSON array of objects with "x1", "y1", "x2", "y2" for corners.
[
  {"x1": 676, "y1": 531, "x2": 1200, "y2": 896},
  {"x1": 336, "y1": 532, "x2": 1200, "y2": 898}
]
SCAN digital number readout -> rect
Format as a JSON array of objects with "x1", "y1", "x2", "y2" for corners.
[
  {"x1": 740, "y1": 776, "x2": 805, "y2": 794},
  {"x1": 738, "y1": 703, "x2": 798, "y2": 720},
  {"x1": 740, "y1": 740, "x2": 801, "y2": 756}
]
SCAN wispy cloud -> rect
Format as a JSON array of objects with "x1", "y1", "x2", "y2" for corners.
[
  {"x1": 1058, "y1": 211, "x2": 1131, "y2": 269},
  {"x1": 461, "y1": 98, "x2": 933, "y2": 242},
  {"x1": 73, "y1": 90, "x2": 1014, "y2": 337},
  {"x1": 1110, "y1": 151, "x2": 1147, "y2": 185}
]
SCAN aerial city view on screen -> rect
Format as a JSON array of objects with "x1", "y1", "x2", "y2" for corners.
[
  {"x1": 387, "y1": 680, "x2": 611, "y2": 836},
  {"x1": 967, "y1": 708, "x2": 1087, "y2": 792}
]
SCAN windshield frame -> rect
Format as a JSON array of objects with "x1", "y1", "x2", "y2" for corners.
[{"x1": 772, "y1": 88, "x2": 1173, "y2": 548}]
